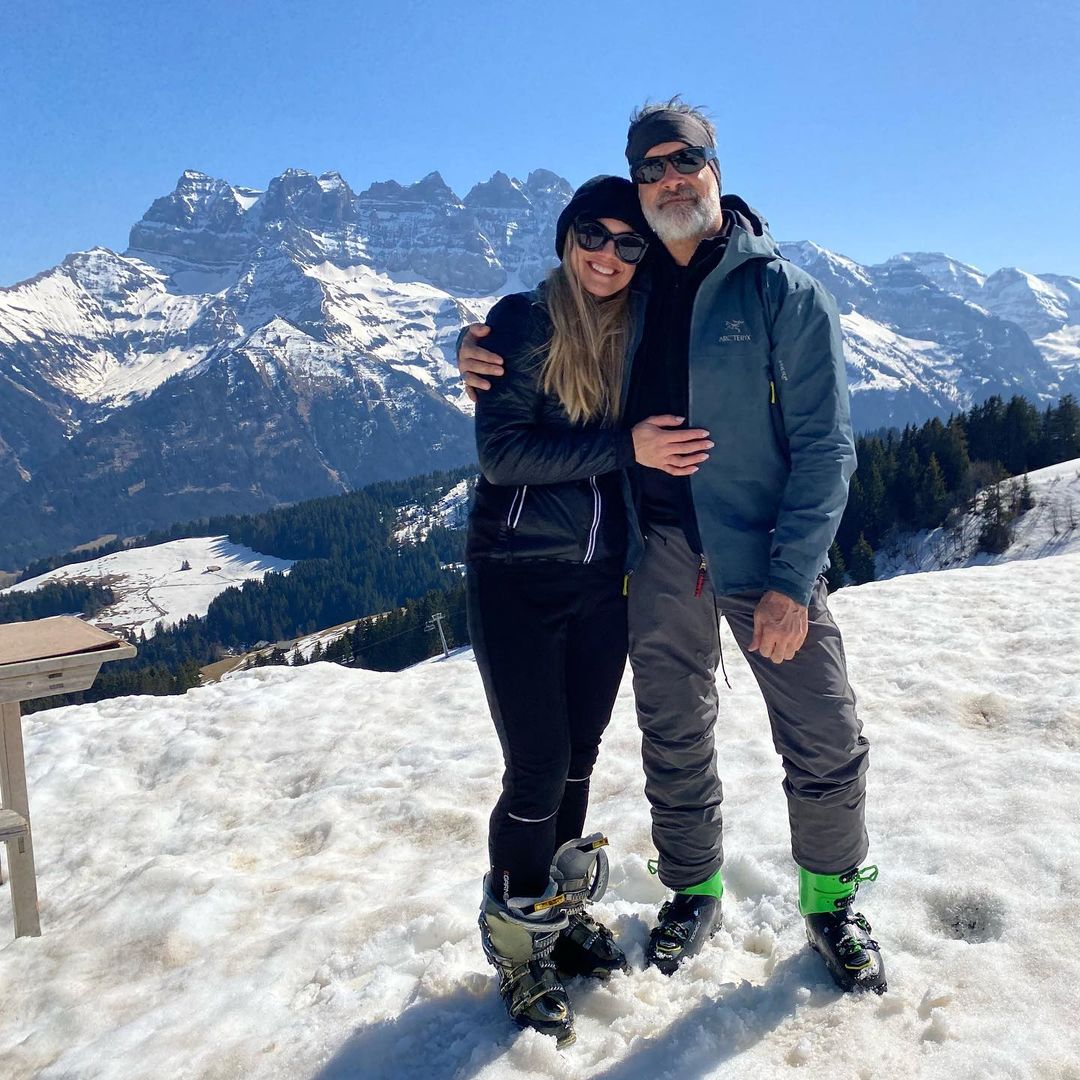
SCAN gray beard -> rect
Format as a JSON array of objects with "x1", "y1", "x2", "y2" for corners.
[{"x1": 643, "y1": 182, "x2": 723, "y2": 245}]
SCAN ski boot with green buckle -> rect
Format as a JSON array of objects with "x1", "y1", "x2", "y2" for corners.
[
  {"x1": 800, "y1": 865, "x2": 887, "y2": 994},
  {"x1": 645, "y1": 861, "x2": 724, "y2": 976}
]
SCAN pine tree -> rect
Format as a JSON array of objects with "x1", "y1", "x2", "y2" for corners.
[
  {"x1": 1045, "y1": 395, "x2": 1080, "y2": 462},
  {"x1": 894, "y1": 440, "x2": 921, "y2": 528},
  {"x1": 916, "y1": 453, "x2": 950, "y2": 529},
  {"x1": 1003, "y1": 396, "x2": 1042, "y2": 474},
  {"x1": 1017, "y1": 473, "x2": 1036, "y2": 514},
  {"x1": 849, "y1": 534, "x2": 876, "y2": 585},
  {"x1": 978, "y1": 484, "x2": 1015, "y2": 554}
]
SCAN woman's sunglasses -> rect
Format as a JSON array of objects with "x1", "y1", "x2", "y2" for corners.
[
  {"x1": 573, "y1": 219, "x2": 650, "y2": 265},
  {"x1": 629, "y1": 146, "x2": 717, "y2": 185}
]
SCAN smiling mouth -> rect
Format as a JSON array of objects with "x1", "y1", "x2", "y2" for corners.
[{"x1": 587, "y1": 261, "x2": 617, "y2": 277}]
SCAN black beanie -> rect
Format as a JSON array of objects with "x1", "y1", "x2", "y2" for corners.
[
  {"x1": 554, "y1": 175, "x2": 648, "y2": 259},
  {"x1": 625, "y1": 108, "x2": 722, "y2": 191}
]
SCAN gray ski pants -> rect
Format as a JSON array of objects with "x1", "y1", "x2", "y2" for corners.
[{"x1": 628, "y1": 523, "x2": 869, "y2": 889}]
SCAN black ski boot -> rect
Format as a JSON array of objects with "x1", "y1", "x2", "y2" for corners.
[
  {"x1": 800, "y1": 865, "x2": 887, "y2": 994},
  {"x1": 645, "y1": 869, "x2": 723, "y2": 975},
  {"x1": 549, "y1": 834, "x2": 627, "y2": 979},
  {"x1": 479, "y1": 874, "x2": 576, "y2": 1047}
]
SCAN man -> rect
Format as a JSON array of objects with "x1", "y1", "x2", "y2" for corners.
[{"x1": 458, "y1": 99, "x2": 884, "y2": 993}]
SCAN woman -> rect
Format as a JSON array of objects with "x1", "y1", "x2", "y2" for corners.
[{"x1": 467, "y1": 176, "x2": 650, "y2": 1047}]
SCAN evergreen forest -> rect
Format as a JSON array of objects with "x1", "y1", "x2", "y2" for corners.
[{"x1": 7, "y1": 394, "x2": 1080, "y2": 713}]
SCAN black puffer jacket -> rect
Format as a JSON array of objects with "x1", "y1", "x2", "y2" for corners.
[{"x1": 466, "y1": 288, "x2": 642, "y2": 566}]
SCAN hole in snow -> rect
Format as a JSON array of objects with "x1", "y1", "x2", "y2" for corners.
[{"x1": 929, "y1": 889, "x2": 1007, "y2": 943}]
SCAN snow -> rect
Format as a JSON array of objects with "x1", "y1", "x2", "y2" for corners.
[
  {"x1": 1037, "y1": 323, "x2": 1080, "y2": 377},
  {"x1": 233, "y1": 190, "x2": 262, "y2": 212},
  {"x1": 888, "y1": 253, "x2": 988, "y2": 300},
  {"x1": 2, "y1": 537, "x2": 294, "y2": 637},
  {"x1": 241, "y1": 320, "x2": 358, "y2": 383},
  {"x1": 393, "y1": 479, "x2": 472, "y2": 543},
  {"x1": 0, "y1": 249, "x2": 226, "y2": 406},
  {"x1": 2, "y1": 551, "x2": 1079, "y2": 1078},
  {"x1": 785, "y1": 241, "x2": 875, "y2": 289},
  {"x1": 876, "y1": 458, "x2": 1080, "y2": 578},
  {"x1": 840, "y1": 311, "x2": 958, "y2": 399},
  {"x1": 984, "y1": 267, "x2": 1072, "y2": 330}
]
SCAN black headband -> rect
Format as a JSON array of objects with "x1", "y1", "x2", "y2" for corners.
[
  {"x1": 625, "y1": 110, "x2": 721, "y2": 191},
  {"x1": 626, "y1": 111, "x2": 714, "y2": 166}
]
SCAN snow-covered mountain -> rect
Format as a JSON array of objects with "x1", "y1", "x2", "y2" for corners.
[
  {"x1": 2, "y1": 167, "x2": 1078, "y2": 568},
  {"x1": 0, "y1": 167, "x2": 571, "y2": 568},
  {"x1": 2, "y1": 551, "x2": 1079, "y2": 1078},
  {"x1": 779, "y1": 242, "x2": 1079, "y2": 430}
]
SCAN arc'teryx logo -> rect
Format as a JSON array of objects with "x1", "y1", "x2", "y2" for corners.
[{"x1": 718, "y1": 318, "x2": 752, "y2": 343}]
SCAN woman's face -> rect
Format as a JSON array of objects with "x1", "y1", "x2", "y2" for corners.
[{"x1": 567, "y1": 217, "x2": 641, "y2": 299}]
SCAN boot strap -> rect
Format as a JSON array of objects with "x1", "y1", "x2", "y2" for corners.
[
  {"x1": 553, "y1": 836, "x2": 610, "y2": 911},
  {"x1": 503, "y1": 960, "x2": 567, "y2": 1018}
]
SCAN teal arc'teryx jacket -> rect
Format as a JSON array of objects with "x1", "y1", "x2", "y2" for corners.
[{"x1": 670, "y1": 212, "x2": 856, "y2": 607}]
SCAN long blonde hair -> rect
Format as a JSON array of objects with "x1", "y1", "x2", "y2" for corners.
[{"x1": 539, "y1": 233, "x2": 632, "y2": 426}]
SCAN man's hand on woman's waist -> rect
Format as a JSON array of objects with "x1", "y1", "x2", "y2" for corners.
[
  {"x1": 458, "y1": 323, "x2": 504, "y2": 402},
  {"x1": 457, "y1": 327, "x2": 712, "y2": 477}
]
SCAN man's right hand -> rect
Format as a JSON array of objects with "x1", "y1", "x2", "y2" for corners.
[
  {"x1": 632, "y1": 416, "x2": 713, "y2": 476},
  {"x1": 457, "y1": 323, "x2": 505, "y2": 403}
]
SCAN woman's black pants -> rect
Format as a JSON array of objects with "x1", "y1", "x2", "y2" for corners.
[{"x1": 467, "y1": 560, "x2": 629, "y2": 901}]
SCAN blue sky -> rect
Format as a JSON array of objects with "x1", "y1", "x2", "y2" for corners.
[{"x1": 2, "y1": 0, "x2": 1078, "y2": 286}]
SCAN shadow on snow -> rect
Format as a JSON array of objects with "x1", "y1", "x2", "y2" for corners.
[{"x1": 314, "y1": 947, "x2": 841, "y2": 1080}]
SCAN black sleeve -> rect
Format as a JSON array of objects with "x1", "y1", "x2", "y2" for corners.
[{"x1": 474, "y1": 295, "x2": 636, "y2": 487}]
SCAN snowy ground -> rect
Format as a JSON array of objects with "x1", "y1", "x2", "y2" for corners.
[
  {"x1": 876, "y1": 457, "x2": 1080, "y2": 578},
  {"x1": 2, "y1": 537, "x2": 294, "y2": 637},
  {"x1": 2, "y1": 552, "x2": 1079, "y2": 1079}
]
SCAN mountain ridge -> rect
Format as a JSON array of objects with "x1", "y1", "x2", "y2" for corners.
[{"x1": 1, "y1": 165, "x2": 1078, "y2": 567}]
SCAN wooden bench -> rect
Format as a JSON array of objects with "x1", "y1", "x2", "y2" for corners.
[{"x1": 0, "y1": 617, "x2": 136, "y2": 938}]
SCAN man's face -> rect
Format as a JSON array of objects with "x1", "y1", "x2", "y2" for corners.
[{"x1": 636, "y1": 140, "x2": 722, "y2": 246}]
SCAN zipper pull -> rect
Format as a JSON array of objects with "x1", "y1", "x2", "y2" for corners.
[
  {"x1": 622, "y1": 573, "x2": 630, "y2": 597},
  {"x1": 694, "y1": 555, "x2": 707, "y2": 598}
]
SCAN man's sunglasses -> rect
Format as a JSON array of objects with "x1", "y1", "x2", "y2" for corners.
[
  {"x1": 572, "y1": 218, "x2": 650, "y2": 265},
  {"x1": 629, "y1": 146, "x2": 717, "y2": 185}
]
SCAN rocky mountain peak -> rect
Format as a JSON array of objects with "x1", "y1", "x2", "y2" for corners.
[
  {"x1": 408, "y1": 171, "x2": 461, "y2": 205},
  {"x1": 138, "y1": 171, "x2": 249, "y2": 230},
  {"x1": 317, "y1": 171, "x2": 353, "y2": 194},
  {"x1": 261, "y1": 169, "x2": 343, "y2": 225},
  {"x1": 463, "y1": 171, "x2": 530, "y2": 210},
  {"x1": 525, "y1": 169, "x2": 574, "y2": 197}
]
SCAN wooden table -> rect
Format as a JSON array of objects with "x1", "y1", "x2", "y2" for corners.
[{"x1": 0, "y1": 617, "x2": 136, "y2": 938}]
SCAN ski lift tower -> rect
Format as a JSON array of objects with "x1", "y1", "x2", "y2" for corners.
[
  {"x1": 0, "y1": 617, "x2": 136, "y2": 938},
  {"x1": 425, "y1": 611, "x2": 450, "y2": 659}
]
